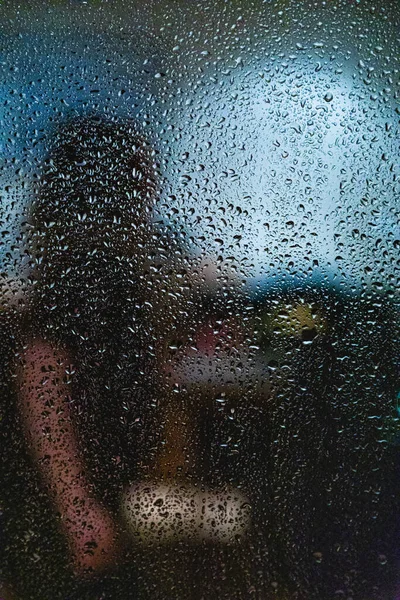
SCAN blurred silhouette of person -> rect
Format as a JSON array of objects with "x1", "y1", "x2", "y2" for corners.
[{"x1": 14, "y1": 115, "x2": 157, "y2": 584}]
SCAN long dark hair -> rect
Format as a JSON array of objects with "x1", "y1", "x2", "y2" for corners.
[{"x1": 29, "y1": 114, "x2": 157, "y2": 348}]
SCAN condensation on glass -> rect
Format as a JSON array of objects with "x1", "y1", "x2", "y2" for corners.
[{"x1": 0, "y1": 1, "x2": 398, "y2": 599}]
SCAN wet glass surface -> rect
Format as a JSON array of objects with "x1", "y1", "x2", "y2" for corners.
[{"x1": 0, "y1": 1, "x2": 399, "y2": 599}]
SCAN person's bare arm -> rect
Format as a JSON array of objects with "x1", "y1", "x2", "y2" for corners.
[{"x1": 18, "y1": 337, "x2": 118, "y2": 574}]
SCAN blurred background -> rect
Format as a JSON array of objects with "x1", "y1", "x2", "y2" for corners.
[{"x1": 0, "y1": 1, "x2": 398, "y2": 599}]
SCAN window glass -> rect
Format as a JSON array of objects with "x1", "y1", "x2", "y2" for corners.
[{"x1": 0, "y1": 2, "x2": 398, "y2": 599}]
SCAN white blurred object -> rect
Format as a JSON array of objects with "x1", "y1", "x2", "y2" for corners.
[
  {"x1": 198, "y1": 488, "x2": 251, "y2": 543},
  {"x1": 121, "y1": 482, "x2": 251, "y2": 545}
]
